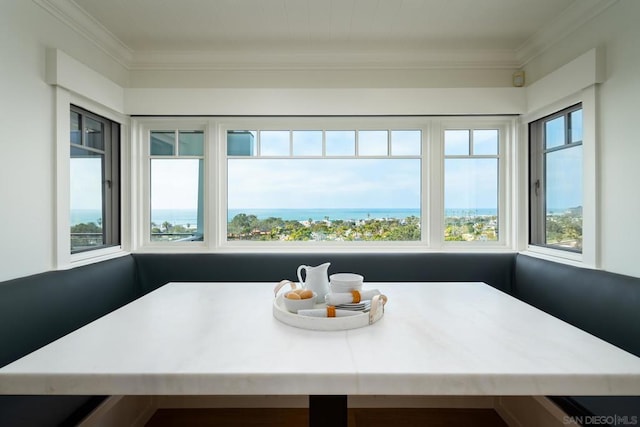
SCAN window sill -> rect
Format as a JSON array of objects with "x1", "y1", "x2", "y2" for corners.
[
  {"x1": 65, "y1": 246, "x2": 130, "y2": 270},
  {"x1": 134, "y1": 242, "x2": 517, "y2": 254},
  {"x1": 521, "y1": 245, "x2": 587, "y2": 268}
]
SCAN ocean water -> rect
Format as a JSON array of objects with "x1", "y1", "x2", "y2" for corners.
[
  {"x1": 151, "y1": 209, "x2": 201, "y2": 227},
  {"x1": 70, "y1": 209, "x2": 103, "y2": 226}
]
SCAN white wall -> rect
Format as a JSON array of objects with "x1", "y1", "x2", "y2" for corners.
[
  {"x1": 0, "y1": 1, "x2": 127, "y2": 281},
  {"x1": 523, "y1": 0, "x2": 640, "y2": 277}
]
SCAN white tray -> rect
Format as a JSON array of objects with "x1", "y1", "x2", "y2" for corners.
[{"x1": 272, "y1": 293, "x2": 386, "y2": 331}]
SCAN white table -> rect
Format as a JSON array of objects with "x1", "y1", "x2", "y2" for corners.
[{"x1": 2, "y1": 282, "x2": 640, "y2": 424}]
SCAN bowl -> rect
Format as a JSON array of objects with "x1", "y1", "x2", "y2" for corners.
[
  {"x1": 330, "y1": 273, "x2": 364, "y2": 293},
  {"x1": 283, "y1": 290, "x2": 317, "y2": 313}
]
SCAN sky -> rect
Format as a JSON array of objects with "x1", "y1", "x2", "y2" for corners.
[
  {"x1": 151, "y1": 159, "x2": 201, "y2": 210},
  {"x1": 70, "y1": 158, "x2": 102, "y2": 209},
  {"x1": 544, "y1": 112, "x2": 583, "y2": 210},
  {"x1": 72, "y1": 126, "x2": 582, "y2": 214},
  {"x1": 77, "y1": 156, "x2": 579, "y2": 213},
  {"x1": 228, "y1": 158, "x2": 420, "y2": 210},
  {"x1": 444, "y1": 159, "x2": 497, "y2": 210}
]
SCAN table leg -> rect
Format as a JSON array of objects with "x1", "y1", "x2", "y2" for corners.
[{"x1": 309, "y1": 395, "x2": 347, "y2": 427}]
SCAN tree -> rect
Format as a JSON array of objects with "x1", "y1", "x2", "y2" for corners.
[
  {"x1": 228, "y1": 213, "x2": 259, "y2": 236},
  {"x1": 71, "y1": 222, "x2": 102, "y2": 234}
]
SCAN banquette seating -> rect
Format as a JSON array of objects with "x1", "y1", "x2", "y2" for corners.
[
  {"x1": 0, "y1": 255, "x2": 139, "y2": 426},
  {"x1": 0, "y1": 252, "x2": 638, "y2": 426}
]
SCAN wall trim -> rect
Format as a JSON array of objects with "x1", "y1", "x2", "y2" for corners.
[
  {"x1": 525, "y1": 47, "x2": 606, "y2": 117},
  {"x1": 46, "y1": 48, "x2": 125, "y2": 114},
  {"x1": 525, "y1": 47, "x2": 604, "y2": 116},
  {"x1": 124, "y1": 87, "x2": 526, "y2": 116}
]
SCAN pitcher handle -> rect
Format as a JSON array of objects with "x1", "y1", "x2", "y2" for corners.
[{"x1": 296, "y1": 265, "x2": 307, "y2": 286}]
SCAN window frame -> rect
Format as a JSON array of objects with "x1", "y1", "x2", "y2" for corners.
[
  {"x1": 438, "y1": 119, "x2": 511, "y2": 250},
  {"x1": 529, "y1": 103, "x2": 584, "y2": 254},
  {"x1": 522, "y1": 84, "x2": 598, "y2": 267},
  {"x1": 218, "y1": 117, "x2": 428, "y2": 249},
  {"x1": 69, "y1": 105, "x2": 121, "y2": 254},
  {"x1": 140, "y1": 120, "x2": 209, "y2": 249},
  {"x1": 54, "y1": 89, "x2": 128, "y2": 268},
  {"x1": 133, "y1": 116, "x2": 516, "y2": 252}
]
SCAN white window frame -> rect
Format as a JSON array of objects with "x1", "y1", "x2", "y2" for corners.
[
  {"x1": 217, "y1": 117, "x2": 428, "y2": 251},
  {"x1": 435, "y1": 119, "x2": 513, "y2": 251},
  {"x1": 136, "y1": 119, "x2": 211, "y2": 251},
  {"x1": 132, "y1": 116, "x2": 516, "y2": 252},
  {"x1": 55, "y1": 88, "x2": 129, "y2": 269},
  {"x1": 521, "y1": 87, "x2": 598, "y2": 267}
]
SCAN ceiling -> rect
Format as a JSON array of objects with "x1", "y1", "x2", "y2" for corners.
[{"x1": 42, "y1": 0, "x2": 613, "y2": 69}]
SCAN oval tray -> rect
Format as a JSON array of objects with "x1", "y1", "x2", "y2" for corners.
[{"x1": 272, "y1": 293, "x2": 386, "y2": 331}]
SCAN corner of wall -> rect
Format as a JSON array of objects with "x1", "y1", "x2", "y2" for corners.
[{"x1": 46, "y1": 48, "x2": 125, "y2": 114}]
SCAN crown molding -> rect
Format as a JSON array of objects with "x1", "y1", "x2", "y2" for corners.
[
  {"x1": 516, "y1": 0, "x2": 618, "y2": 67},
  {"x1": 34, "y1": 0, "x2": 616, "y2": 72},
  {"x1": 128, "y1": 48, "x2": 520, "y2": 71},
  {"x1": 32, "y1": 0, "x2": 519, "y2": 71},
  {"x1": 32, "y1": 0, "x2": 133, "y2": 67}
]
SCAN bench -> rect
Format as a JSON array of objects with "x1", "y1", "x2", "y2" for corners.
[
  {"x1": 513, "y1": 254, "x2": 640, "y2": 421},
  {"x1": 0, "y1": 255, "x2": 139, "y2": 427},
  {"x1": 1, "y1": 252, "x2": 638, "y2": 425},
  {"x1": 132, "y1": 252, "x2": 515, "y2": 295}
]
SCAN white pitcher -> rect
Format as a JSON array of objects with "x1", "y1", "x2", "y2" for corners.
[{"x1": 297, "y1": 262, "x2": 331, "y2": 303}]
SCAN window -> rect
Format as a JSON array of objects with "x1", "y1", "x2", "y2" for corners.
[
  {"x1": 226, "y1": 127, "x2": 422, "y2": 242},
  {"x1": 149, "y1": 129, "x2": 204, "y2": 242},
  {"x1": 444, "y1": 128, "x2": 500, "y2": 242},
  {"x1": 70, "y1": 106, "x2": 120, "y2": 253},
  {"x1": 136, "y1": 117, "x2": 513, "y2": 250},
  {"x1": 529, "y1": 104, "x2": 583, "y2": 252}
]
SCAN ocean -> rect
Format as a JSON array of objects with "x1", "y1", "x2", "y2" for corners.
[
  {"x1": 71, "y1": 207, "x2": 498, "y2": 226},
  {"x1": 70, "y1": 209, "x2": 103, "y2": 226}
]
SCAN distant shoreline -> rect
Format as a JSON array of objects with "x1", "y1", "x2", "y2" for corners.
[
  {"x1": 70, "y1": 207, "x2": 500, "y2": 226},
  {"x1": 226, "y1": 208, "x2": 423, "y2": 222}
]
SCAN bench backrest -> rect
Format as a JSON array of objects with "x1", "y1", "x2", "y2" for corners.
[
  {"x1": 133, "y1": 252, "x2": 516, "y2": 295},
  {"x1": 514, "y1": 254, "x2": 640, "y2": 358},
  {"x1": 0, "y1": 255, "x2": 139, "y2": 367}
]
